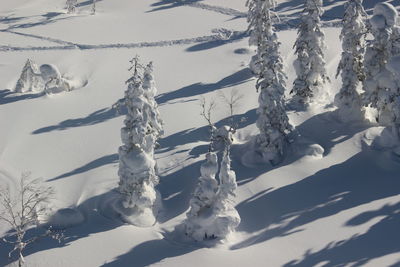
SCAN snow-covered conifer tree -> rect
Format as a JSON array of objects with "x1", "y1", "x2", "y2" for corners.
[
  {"x1": 66, "y1": 0, "x2": 77, "y2": 14},
  {"x1": 212, "y1": 148, "x2": 240, "y2": 239},
  {"x1": 91, "y1": 0, "x2": 96, "y2": 14},
  {"x1": 334, "y1": 0, "x2": 367, "y2": 122},
  {"x1": 15, "y1": 59, "x2": 43, "y2": 93},
  {"x1": 291, "y1": 0, "x2": 329, "y2": 106},
  {"x1": 142, "y1": 61, "x2": 164, "y2": 146},
  {"x1": 246, "y1": 0, "x2": 277, "y2": 74},
  {"x1": 253, "y1": 2, "x2": 292, "y2": 164},
  {"x1": 116, "y1": 57, "x2": 160, "y2": 226},
  {"x1": 184, "y1": 152, "x2": 219, "y2": 241},
  {"x1": 363, "y1": 3, "x2": 400, "y2": 126}
]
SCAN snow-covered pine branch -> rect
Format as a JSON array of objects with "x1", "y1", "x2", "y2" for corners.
[
  {"x1": 291, "y1": 0, "x2": 329, "y2": 106},
  {"x1": 334, "y1": 0, "x2": 367, "y2": 122}
]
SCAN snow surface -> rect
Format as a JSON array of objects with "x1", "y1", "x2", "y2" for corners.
[{"x1": 0, "y1": 0, "x2": 399, "y2": 267}]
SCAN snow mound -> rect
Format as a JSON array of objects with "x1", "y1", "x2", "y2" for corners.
[
  {"x1": 112, "y1": 190, "x2": 162, "y2": 227},
  {"x1": 373, "y1": 2, "x2": 398, "y2": 27},
  {"x1": 294, "y1": 139, "x2": 324, "y2": 158},
  {"x1": 48, "y1": 208, "x2": 85, "y2": 229},
  {"x1": 364, "y1": 126, "x2": 400, "y2": 150}
]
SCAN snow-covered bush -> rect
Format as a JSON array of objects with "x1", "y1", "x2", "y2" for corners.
[
  {"x1": 334, "y1": 0, "x2": 367, "y2": 122},
  {"x1": 66, "y1": 0, "x2": 77, "y2": 14},
  {"x1": 0, "y1": 173, "x2": 61, "y2": 267},
  {"x1": 251, "y1": 2, "x2": 292, "y2": 164},
  {"x1": 246, "y1": 0, "x2": 277, "y2": 74},
  {"x1": 15, "y1": 59, "x2": 44, "y2": 93},
  {"x1": 291, "y1": 0, "x2": 329, "y2": 106},
  {"x1": 116, "y1": 57, "x2": 161, "y2": 226},
  {"x1": 363, "y1": 3, "x2": 400, "y2": 131}
]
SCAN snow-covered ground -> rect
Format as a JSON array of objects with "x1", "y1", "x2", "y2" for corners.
[{"x1": 0, "y1": 0, "x2": 399, "y2": 266}]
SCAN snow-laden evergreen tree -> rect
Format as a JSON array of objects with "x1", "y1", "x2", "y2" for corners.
[
  {"x1": 15, "y1": 59, "x2": 43, "y2": 93},
  {"x1": 91, "y1": 0, "x2": 96, "y2": 14},
  {"x1": 66, "y1": 0, "x2": 77, "y2": 14},
  {"x1": 246, "y1": 0, "x2": 277, "y2": 74},
  {"x1": 253, "y1": 3, "x2": 293, "y2": 164},
  {"x1": 363, "y1": 3, "x2": 400, "y2": 126},
  {"x1": 184, "y1": 152, "x2": 219, "y2": 241},
  {"x1": 334, "y1": 0, "x2": 367, "y2": 122},
  {"x1": 291, "y1": 0, "x2": 329, "y2": 106},
  {"x1": 116, "y1": 57, "x2": 160, "y2": 226},
  {"x1": 142, "y1": 61, "x2": 164, "y2": 146},
  {"x1": 212, "y1": 148, "x2": 240, "y2": 239}
]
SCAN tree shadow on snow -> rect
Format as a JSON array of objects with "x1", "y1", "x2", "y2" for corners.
[
  {"x1": 232, "y1": 143, "x2": 400, "y2": 263},
  {"x1": 0, "y1": 89, "x2": 44, "y2": 105},
  {"x1": 32, "y1": 107, "x2": 120, "y2": 134},
  {"x1": 295, "y1": 111, "x2": 370, "y2": 156},
  {"x1": 47, "y1": 153, "x2": 119, "y2": 181},
  {"x1": 147, "y1": 0, "x2": 203, "y2": 13},
  {"x1": 230, "y1": 111, "x2": 369, "y2": 186},
  {"x1": 158, "y1": 108, "x2": 256, "y2": 154},
  {"x1": 284, "y1": 201, "x2": 400, "y2": 267},
  {"x1": 101, "y1": 238, "x2": 197, "y2": 267},
  {"x1": 156, "y1": 68, "x2": 254, "y2": 105}
]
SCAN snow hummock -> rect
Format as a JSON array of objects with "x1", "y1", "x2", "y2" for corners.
[
  {"x1": 373, "y1": 2, "x2": 398, "y2": 27},
  {"x1": 48, "y1": 208, "x2": 85, "y2": 229}
]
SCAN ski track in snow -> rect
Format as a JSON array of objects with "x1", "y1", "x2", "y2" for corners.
[
  {"x1": 0, "y1": 30, "x2": 248, "y2": 52},
  {"x1": 186, "y1": 2, "x2": 246, "y2": 17},
  {"x1": 0, "y1": 2, "x2": 343, "y2": 53},
  {"x1": 1, "y1": 29, "x2": 78, "y2": 46}
]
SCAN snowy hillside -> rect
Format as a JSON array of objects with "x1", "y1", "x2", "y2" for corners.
[{"x1": 0, "y1": 0, "x2": 399, "y2": 266}]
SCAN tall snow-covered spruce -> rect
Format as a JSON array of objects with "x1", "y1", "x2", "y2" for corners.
[
  {"x1": 246, "y1": 0, "x2": 277, "y2": 74},
  {"x1": 334, "y1": 0, "x2": 367, "y2": 122},
  {"x1": 115, "y1": 57, "x2": 162, "y2": 227},
  {"x1": 249, "y1": 0, "x2": 292, "y2": 164},
  {"x1": 363, "y1": 3, "x2": 400, "y2": 143},
  {"x1": 291, "y1": 0, "x2": 328, "y2": 107}
]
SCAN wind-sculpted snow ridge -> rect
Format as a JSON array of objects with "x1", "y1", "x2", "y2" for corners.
[{"x1": 0, "y1": 30, "x2": 247, "y2": 52}]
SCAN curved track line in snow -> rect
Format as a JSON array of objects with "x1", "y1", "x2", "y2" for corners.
[
  {"x1": 186, "y1": 2, "x2": 246, "y2": 17},
  {"x1": 0, "y1": 30, "x2": 247, "y2": 52},
  {"x1": 1, "y1": 29, "x2": 77, "y2": 46}
]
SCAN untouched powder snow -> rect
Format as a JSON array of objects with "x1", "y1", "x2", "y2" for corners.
[{"x1": 0, "y1": 1, "x2": 399, "y2": 267}]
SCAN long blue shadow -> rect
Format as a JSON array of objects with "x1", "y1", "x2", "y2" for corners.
[
  {"x1": 0, "y1": 89, "x2": 44, "y2": 105},
  {"x1": 32, "y1": 107, "x2": 120, "y2": 134},
  {"x1": 156, "y1": 68, "x2": 254, "y2": 105},
  {"x1": 284, "y1": 202, "x2": 400, "y2": 267},
  {"x1": 48, "y1": 154, "x2": 119, "y2": 181}
]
